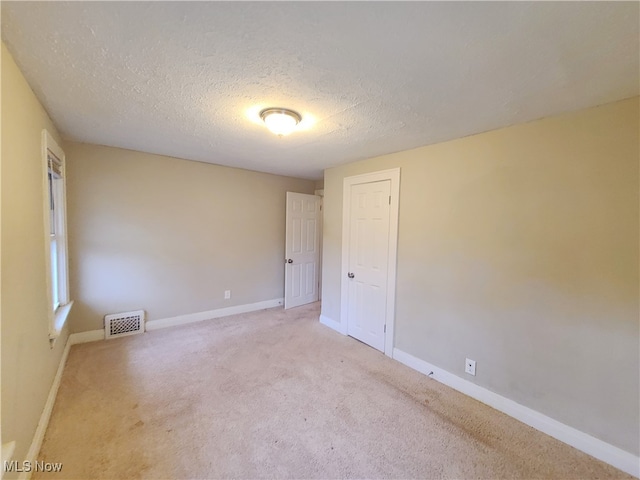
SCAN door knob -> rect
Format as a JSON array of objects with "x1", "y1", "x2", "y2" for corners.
[
  {"x1": 287, "y1": 259, "x2": 293, "y2": 263},
  {"x1": 348, "y1": 272, "x2": 355, "y2": 279}
]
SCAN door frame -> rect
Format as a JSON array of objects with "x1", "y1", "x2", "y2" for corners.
[
  {"x1": 314, "y1": 189, "x2": 324, "y2": 301},
  {"x1": 340, "y1": 168, "x2": 400, "y2": 357}
]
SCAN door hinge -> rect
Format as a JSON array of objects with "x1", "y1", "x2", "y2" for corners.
[
  {"x1": 384, "y1": 324, "x2": 386, "y2": 333},
  {"x1": 388, "y1": 196, "x2": 391, "y2": 205}
]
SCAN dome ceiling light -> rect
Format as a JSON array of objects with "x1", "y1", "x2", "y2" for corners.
[{"x1": 260, "y1": 108, "x2": 302, "y2": 136}]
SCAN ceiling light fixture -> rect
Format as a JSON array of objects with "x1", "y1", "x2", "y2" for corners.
[{"x1": 260, "y1": 108, "x2": 302, "y2": 136}]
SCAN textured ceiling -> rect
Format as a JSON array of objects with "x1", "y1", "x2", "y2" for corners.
[{"x1": 2, "y1": 2, "x2": 638, "y2": 180}]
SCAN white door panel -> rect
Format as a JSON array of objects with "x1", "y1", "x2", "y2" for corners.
[
  {"x1": 346, "y1": 180, "x2": 391, "y2": 351},
  {"x1": 285, "y1": 192, "x2": 320, "y2": 309}
]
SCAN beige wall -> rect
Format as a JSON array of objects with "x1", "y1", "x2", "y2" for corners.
[
  {"x1": 65, "y1": 143, "x2": 315, "y2": 333},
  {"x1": 1, "y1": 43, "x2": 70, "y2": 475},
  {"x1": 321, "y1": 97, "x2": 639, "y2": 455}
]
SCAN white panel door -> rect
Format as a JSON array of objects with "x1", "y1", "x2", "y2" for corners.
[
  {"x1": 285, "y1": 192, "x2": 320, "y2": 309},
  {"x1": 346, "y1": 180, "x2": 391, "y2": 352}
]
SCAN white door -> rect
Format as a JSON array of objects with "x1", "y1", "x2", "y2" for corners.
[
  {"x1": 285, "y1": 192, "x2": 320, "y2": 309},
  {"x1": 346, "y1": 180, "x2": 391, "y2": 352}
]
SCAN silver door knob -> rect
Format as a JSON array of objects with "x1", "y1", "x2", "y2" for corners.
[
  {"x1": 348, "y1": 272, "x2": 355, "y2": 278},
  {"x1": 287, "y1": 259, "x2": 293, "y2": 263}
]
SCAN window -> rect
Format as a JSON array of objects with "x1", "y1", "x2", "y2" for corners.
[{"x1": 43, "y1": 130, "x2": 72, "y2": 339}]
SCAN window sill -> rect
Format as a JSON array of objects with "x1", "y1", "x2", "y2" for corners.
[{"x1": 49, "y1": 300, "x2": 73, "y2": 342}]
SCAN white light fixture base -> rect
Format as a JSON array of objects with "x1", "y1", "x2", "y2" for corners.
[{"x1": 260, "y1": 108, "x2": 302, "y2": 136}]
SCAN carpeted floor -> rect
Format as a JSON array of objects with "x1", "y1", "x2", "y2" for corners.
[{"x1": 37, "y1": 302, "x2": 631, "y2": 479}]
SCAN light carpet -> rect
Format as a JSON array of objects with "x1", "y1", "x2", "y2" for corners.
[{"x1": 36, "y1": 302, "x2": 631, "y2": 479}]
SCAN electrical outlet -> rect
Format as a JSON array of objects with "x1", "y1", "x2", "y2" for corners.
[
  {"x1": 465, "y1": 358, "x2": 476, "y2": 376},
  {"x1": 224, "y1": 290, "x2": 231, "y2": 300}
]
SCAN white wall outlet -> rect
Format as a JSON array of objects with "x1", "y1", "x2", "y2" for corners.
[
  {"x1": 224, "y1": 290, "x2": 231, "y2": 300},
  {"x1": 465, "y1": 358, "x2": 476, "y2": 376}
]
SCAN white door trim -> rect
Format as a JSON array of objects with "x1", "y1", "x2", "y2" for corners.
[
  {"x1": 341, "y1": 168, "x2": 400, "y2": 357},
  {"x1": 314, "y1": 189, "x2": 324, "y2": 301}
]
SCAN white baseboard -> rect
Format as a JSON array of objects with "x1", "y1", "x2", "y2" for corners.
[
  {"x1": 392, "y1": 348, "x2": 640, "y2": 478},
  {"x1": 18, "y1": 330, "x2": 105, "y2": 480},
  {"x1": 68, "y1": 329, "x2": 104, "y2": 345},
  {"x1": 146, "y1": 298, "x2": 284, "y2": 331},
  {"x1": 319, "y1": 314, "x2": 347, "y2": 335},
  {"x1": 18, "y1": 340, "x2": 70, "y2": 480}
]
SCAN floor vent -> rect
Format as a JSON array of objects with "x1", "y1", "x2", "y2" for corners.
[{"x1": 104, "y1": 310, "x2": 145, "y2": 339}]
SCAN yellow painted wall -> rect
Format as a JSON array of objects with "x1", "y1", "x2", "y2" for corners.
[
  {"x1": 64, "y1": 143, "x2": 315, "y2": 332},
  {"x1": 1, "y1": 43, "x2": 70, "y2": 475},
  {"x1": 321, "y1": 97, "x2": 639, "y2": 455}
]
